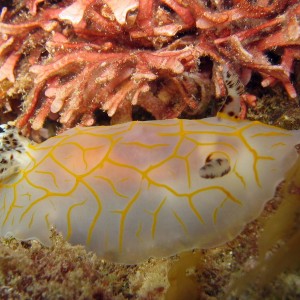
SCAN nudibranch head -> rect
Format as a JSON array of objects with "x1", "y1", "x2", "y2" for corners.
[{"x1": 0, "y1": 115, "x2": 299, "y2": 264}]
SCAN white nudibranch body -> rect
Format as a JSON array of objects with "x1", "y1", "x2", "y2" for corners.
[{"x1": 0, "y1": 115, "x2": 299, "y2": 264}]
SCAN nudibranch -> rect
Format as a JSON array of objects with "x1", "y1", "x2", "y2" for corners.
[{"x1": 0, "y1": 115, "x2": 299, "y2": 264}]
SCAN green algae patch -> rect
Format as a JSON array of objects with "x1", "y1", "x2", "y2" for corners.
[
  {"x1": 229, "y1": 154, "x2": 300, "y2": 296},
  {"x1": 166, "y1": 251, "x2": 204, "y2": 300}
]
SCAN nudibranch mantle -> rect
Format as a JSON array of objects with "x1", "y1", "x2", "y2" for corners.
[{"x1": 0, "y1": 115, "x2": 299, "y2": 264}]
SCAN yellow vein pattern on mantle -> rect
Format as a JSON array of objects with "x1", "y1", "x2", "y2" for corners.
[{"x1": 0, "y1": 114, "x2": 299, "y2": 264}]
